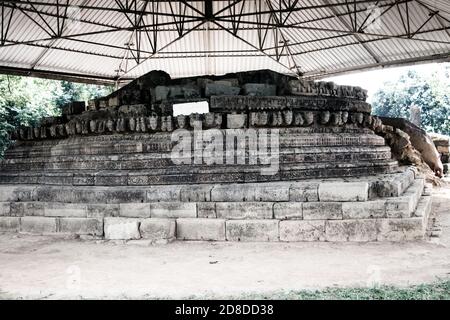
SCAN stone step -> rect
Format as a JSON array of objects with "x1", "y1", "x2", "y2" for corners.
[
  {"x1": 0, "y1": 196, "x2": 430, "y2": 242},
  {"x1": 0, "y1": 160, "x2": 398, "y2": 186},
  {"x1": 0, "y1": 168, "x2": 416, "y2": 204}
]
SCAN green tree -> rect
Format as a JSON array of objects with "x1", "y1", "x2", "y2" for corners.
[
  {"x1": 0, "y1": 75, "x2": 113, "y2": 158},
  {"x1": 372, "y1": 67, "x2": 450, "y2": 135}
]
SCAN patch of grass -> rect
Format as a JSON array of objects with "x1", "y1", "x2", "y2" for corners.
[{"x1": 238, "y1": 279, "x2": 450, "y2": 300}]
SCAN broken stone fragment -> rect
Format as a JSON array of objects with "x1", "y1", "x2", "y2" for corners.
[
  {"x1": 303, "y1": 111, "x2": 314, "y2": 126},
  {"x1": 176, "y1": 115, "x2": 187, "y2": 129},
  {"x1": 161, "y1": 116, "x2": 173, "y2": 132},
  {"x1": 128, "y1": 118, "x2": 136, "y2": 131},
  {"x1": 49, "y1": 125, "x2": 57, "y2": 138},
  {"x1": 283, "y1": 110, "x2": 293, "y2": 125},
  {"x1": 116, "y1": 118, "x2": 126, "y2": 132},
  {"x1": 89, "y1": 120, "x2": 97, "y2": 133},
  {"x1": 341, "y1": 111, "x2": 349, "y2": 124},
  {"x1": 97, "y1": 120, "x2": 106, "y2": 133},
  {"x1": 320, "y1": 111, "x2": 330, "y2": 125},
  {"x1": 75, "y1": 121, "x2": 82, "y2": 134},
  {"x1": 189, "y1": 113, "x2": 203, "y2": 129},
  {"x1": 294, "y1": 112, "x2": 304, "y2": 126},
  {"x1": 40, "y1": 127, "x2": 47, "y2": 139},
  {"x1": 106, "y1": 119, "x2": 115, "y2": 132},
  {"x1": 147, "y1": 115, "x2": 160, "y2": 131},
  {"x1": 33, "y1": 127, "x2": 41, "y2": 139}
]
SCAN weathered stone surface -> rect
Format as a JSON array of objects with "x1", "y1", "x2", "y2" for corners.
[
  {"x1": 386, "y1": 196, "x2": 415, "y2": 218},
  {"x1": 0, "y1": 202, "x2": 10, "y2": 216},
  {"x1": 243, "y1": 83, "x2": 276, "y2": 96},
  {"x1": 119, "y1": 203, "x2": 150, "y2": 218},
  {"x1": 342, "y1": 200, "x2": 386, "y2": 219},
  {"x1": 10, "y1": 202, "x2": 45, "y2": 217},
  {"x1": 226, "y1": 220, "x2": 279, "y2": 241},
  {"x1": 44, "y1": 203, "x2": 87, "y2": 217},
  {"x1": 140, "y1": 218, "x2": 175, "y2": 241},
  {"x1": 211, "y1": 183, "x2": 289, "y2": 202},
  {"x1": 146, "y1": 186, "x2": 181, "y2": 202},
  {"x1": 377, "y1": 218, "x2": 424, "y2": 241},
  {"x1": 319, "y1": 182, "x2": 369, "y2": 201},
  {"x1": 180, "y1": 185, "x2": 212, "y2": 202},
  {"x1": 303, "y1": 202, "x2": 342, "y2": 220},
  {"x1": 273, "y1": 202, "x2": 303, "y2": 220},
  {"x1": 205, "y1": 83, "x2": 240, "y2": 97},
  {"x1": 216, "y1": 202, "x2": 273, "y2": 219},
  {"x1": 197, "y1": 202, "x2": 216, "y2": 218},
  {"x1": 176, "y1": 218, "x2": 226, "y2": 241},
  {"x1": 325, "y1": 219, "x2": 378, "y2": 241},
  {"x1": 0, "y1": 217, "x2": 20, "y2": 231},
  {"x1": 280, "y1": 220, "x2": 325, "y2": 241},
  {"x1": 414, "y1": 196, "x2": 432, "y2": 218},
  {"x1": 87, "y1": 204, "x2": 120, "y2": 218},
  {"x1": 104, "y1": 217, "x2": 140, "y2": 240},
  {"x1": 289, "y1": 183, "x2": 319, "y2": 202},
  {"x1": 21, "y1": 217, "x2": 57, "y2": 234},
  {"x1": 226, "y1": 114, "x2": 247, "y2": 129},
  {"x1": 59, "y1": 218, "x2": 103, "y2": 236},
  {"x1": 150, "y1": 202, "x2": 197, "y2": 218}
]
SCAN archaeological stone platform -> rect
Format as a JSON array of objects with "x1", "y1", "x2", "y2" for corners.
[{"x1": 0, "y1": 70, "x2": 432, "y2": 242}]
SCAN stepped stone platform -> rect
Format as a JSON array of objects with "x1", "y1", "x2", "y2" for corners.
[{"x1": 0, "y1": 69, "x2": 431, "y2": 241}]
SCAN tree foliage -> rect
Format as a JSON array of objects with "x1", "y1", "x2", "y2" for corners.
[
  {"x1": 0, "y1": 75, "x2": 112, "y2": 157},
  {"x1": 372, "y1": 66, "x2": 450, "y2": 135}
]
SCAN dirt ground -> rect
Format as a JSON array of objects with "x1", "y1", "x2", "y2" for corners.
[{"x1": 0, "y1": 180, "x2": 449, "y2": 299}]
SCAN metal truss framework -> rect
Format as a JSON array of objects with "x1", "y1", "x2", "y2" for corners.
[{"x1": 0, "y1": 0, "x2": 449, "y2": 84}]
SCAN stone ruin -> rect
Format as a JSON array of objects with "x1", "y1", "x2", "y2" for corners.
[{"x1": 0, "y1": 70, "x2": 431, "y2": 242}]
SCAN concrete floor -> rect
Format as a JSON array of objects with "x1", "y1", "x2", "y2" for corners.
[{"x1": 0, "y1": 181, "x2": 449, "y2": 299}]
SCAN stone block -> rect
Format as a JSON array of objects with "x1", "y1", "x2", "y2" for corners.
[
  {"x1": 226, "y1": 114, "x2": 247, "y2": 129},
  {"x1": 414, "y1": 196, "x2": 432, "y2": 218},
  {"x1": 273, "y1": 202, "x2": 303, "y2": 220},
  {"x1": 303, "y1": 202, "x2": 342, "y2": 220},
  {"x1": 21, "y1": 217, "x2": 57, "y2": 234},
  {"x1": 386, "y1": 196, "x2": 415, "y2": 218},
  {"x1": 59, "y1": 218, "x2": 103, "y2": 236},
  {"x1": 377, "y1": 218, "x2": 424, "y2": 241},
  {"x1": 319, "y1": 181, "x2": 368, "y2": 201},
  {"x1": 289, "y1": 183, "x2": 319, "y2": 202},
  {"x1": 104, "y1": 218, "x2": 140, "y2": 240},
  {"x1": 140, "y1": 218, "x2": 176, "y2": 241},
  {"x1": 325, "y1": 219, "x2": 378, "y2": 242},
  {"x1": 87, "y1": 204, "x2": 120, "y2": 218},
  {"x1": 10, "y1": 202, "x2": 45, "y2": 217},
  {"x1": 0, "y1": 217, "x2": 20, "y2": 231},
  {"x1": 280, "y1": 220, "x2": 325, "y2": 241},
  {"x1": 119, "y1": 203, "x2": 150, "y2": 218},
  {"x1": 216, "y1": 202, "x2": 273, "y2": 219},
  {"x1": 197, "y1": 202, "x2": 216, "y2": 218},
  {"x1": 211, "y1": 183, "x2": 289, "y2": 202},
  {"x1": 150, "y1": 202, "x2": 197, "y2": 218},
  {"x1": 44, "y1": 203, "x2": 87, "y2": 217},
  {"x1": 205, "y1": 83, "x2": 240, "y2": 97},
  {"x1": 146, "y1": 186, "x2": 181, "y2": 202},
  {"x1": 342, "y1": 200, "x2": 386, "y2": 219},
  {"x1": 0, "y1": 202, "x2": 10, "y2": 216},
  {"x1": 243, "y1": 83, "x2": 276, "y2": 96},
  {"x1": 176, "y1": 218, "x2": 226, "y2": 241},
  {"x1": 226, "y1": 220, "x2": 279, "y2": 242},
  {"x1": 180, "y1": 185, "x2": 212, "y2": 202}
]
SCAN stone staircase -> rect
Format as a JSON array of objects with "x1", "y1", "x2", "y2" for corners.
[{"x1": 0, "y1": 166, "x2": 431, "y2": 242}]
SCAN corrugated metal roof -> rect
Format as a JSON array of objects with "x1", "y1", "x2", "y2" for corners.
[{"x1": 0, "y1": 0, "x2": 449, "y2": 83}]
